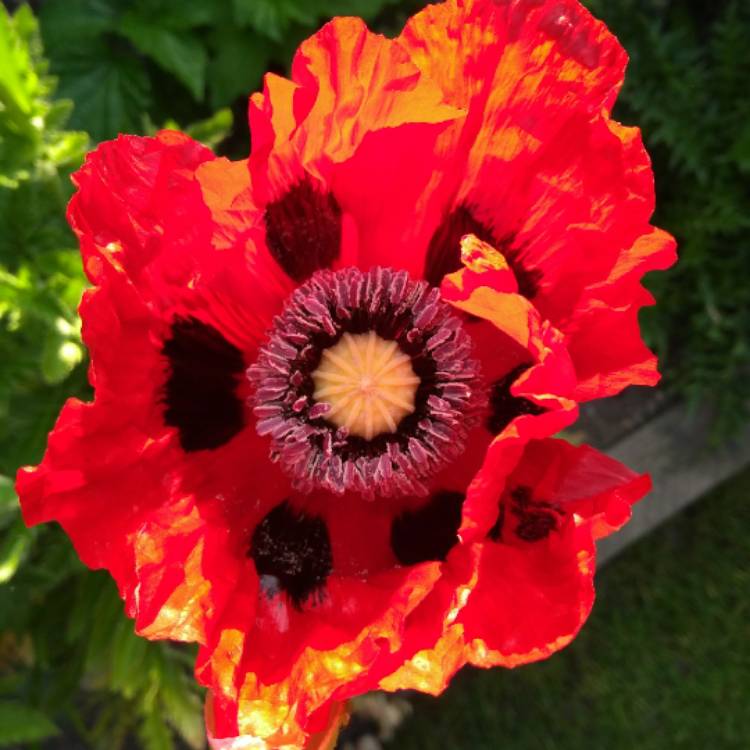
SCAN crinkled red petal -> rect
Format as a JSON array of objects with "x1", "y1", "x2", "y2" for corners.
[
  {"x1": 374, "y1": 436, "x2": 649, "y2": 693},
  {"x1": 399, "y1": 0, "x2": 627, "y2": 115},
  {"x1": 70, "y1": 132, "x2": 287, "y2": 351},
  {"x1": 249, "y1": 17, "x2": 460, "y2": 192},
  {"x1": 196, "y1": 557, "x2": 442, "y2": 744},
  {"x1": 206, "y1": 693, "x2": 349, "y2": 750},
  {"x1": 565, "y1": 226, "x2": 677, "y2": 399},
  {"x1": 69, "y1": 131, "x2": 213, "y2": 289},
  {"x1": 17, "y1": 134, "x2": 296, "y2": 643},
  {"x1": 395, "y1": 0, "x2": 676, "y2": 397},
  {"x1": 16, "y1": 399, "x2": 176, "y2": 631},
  {"x1": 248, "y1": 17, "x2": 464, "y2": 278}
]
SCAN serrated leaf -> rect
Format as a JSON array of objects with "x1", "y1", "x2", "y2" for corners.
[
  {"x1": 51, "y1": 40, "x2": 152, "y2": 141},
  {"x1": 0, "y1": 181, "x2": 71, "y2": 266},
  {"x1": 38, "y1": 0, "x2": 119, "y2": 51},
  {"x1": 39, "y1": 0, "x2": 150, "y2": 140},
  {"x1": 118, "y1": 15, "x2": 207, "y2": 101},
  {"x1": 0, "y1": 702, "x2": 59, "y2": 746},
  {"x1": 84, "y1": 581, "x2": 130, "y2": 674}
]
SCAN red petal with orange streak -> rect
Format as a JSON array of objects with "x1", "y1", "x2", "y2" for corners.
[
  {"x1": 248, "y1": 16, "x2": 464, "y2": 276},
  {"x1": 396, "y1": 0, "x2": 676, "y2": 397}
]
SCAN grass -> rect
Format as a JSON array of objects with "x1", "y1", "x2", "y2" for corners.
[{"x1": 391, "y1": 466, "x2": 750, "y2": 750}]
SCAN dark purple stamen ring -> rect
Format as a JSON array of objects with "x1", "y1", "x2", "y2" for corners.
[{"x1": 248, "y1": 267, "x2": 483, "y2": 498}]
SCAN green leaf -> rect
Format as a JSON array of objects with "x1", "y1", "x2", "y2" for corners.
[
  {"x1": 109, "y1": 617, "x2": 150, "y2": 698},
  {"x1": 45, "y1": 127, "x2": 89, "y2": 171},
  {"x1": 0, "y1": 179, "x2": 71, "y2": 265},
  {"x1": 84, "y1": 580, "x2": 132, "y2": 674},
  {"x1": 138, "y1": 707, "x2": 175, "y2": 750},
  {"x1": 41, "y1": 331, "x2": 84, "y2": 385},
  {"x1": 0, "y1": 6, "x2": 86, "y2": 179},
  {"x1": 39, "y1": 0, "x2": 150, "y2": 140},
  {"x1": 157, "y1": 648, "x2": 205, "y2": 749},
  {"x1": 118, "y1": 14, "x2": 207, "y2": 101},
  {"x1": 0, "y1": 375, "x2": 85, "y2": 476},
  {"x1": 317, "y1": 0, "x2": 399, "y2": 20},
  {"x1": 0, "y1": 701, "x2": 59, "y2": 746},
  {"x1": 232, "y1": 0, "x2": 315, "y2": 41},
  {"x1": 0, "y1": 475, "x2": 17, "y2": 528},
  {"x1": 38, "y1": 0, "x2": 119, "y2": 49},
  {"x1": 148, "y1": 108, "x2": 233, "y2": 150},
  {"x1": 129, "y1": 0, "x2": 227, "y2": 30},
  {"x1": 0, "y1": 4, "x2": 47, "y2": 175},
  {"x1": 51, "y1": 39, "x2": 151, "y2": 141},
  {"x1": 0, "y1": 517, "x2": 32, "y2": 584},
  {"x1": 0, "y1": 5, "x2": 39, "y2": 120},
  {"x1": 184, "y1": 108, "x2": 234, "y2": 150},
  {"x1": 207, "y1": 28, "x2": 273, "y2": 108}
]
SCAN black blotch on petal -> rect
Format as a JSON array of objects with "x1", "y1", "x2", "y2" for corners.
[
  {"x1": 510, "y1": 485, "x2": 561, "y2": 542},
  {"x1": 391, "y1": 491, "x2": 464, "y2": 566},
  {"x1": 424, "y1": 204, "x2": 542, "y2": 298},
  {"x1": 487, "y1": 502, "x2": 505, "y2": 542},
  {"x1": 264, "y1": 176, "x2": 342, "y2": 282},
  {"x1": 489, "y1": 485, "x2": 562, "y2": 543},
  {"x1": 162, "y1": 317, "x2": 245, "y2": 452},
  {"x1": 515, "y1": 512, "x2": 558, "y2": 542},
  {"x1": 424, "y1": 204, "x2": 494, "y2": 287},
  {"x1": 486, "y1": 364, "x2": 546, "y2": 435},
  {"x1": 511, "y1": 256, "x2": 544, "y2": 300},
  {"x1": 250, "y1": 500, "x2": 333, "y2": 608}
]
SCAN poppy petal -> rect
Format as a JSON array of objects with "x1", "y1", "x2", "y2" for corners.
[
  {"x1": 375, "y1": 436, "x2": 649, "y2": 693},
  {"x1": 248, "y1": 17, "x2": 464, "y2": 278},
  {"x1": 397, "y1": 0, "x2": 675, "y2": 397}
]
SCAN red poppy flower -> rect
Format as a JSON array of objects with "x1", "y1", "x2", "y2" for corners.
[{"x1": 16, "y1": 0, "x2": 674, "y2": 747}]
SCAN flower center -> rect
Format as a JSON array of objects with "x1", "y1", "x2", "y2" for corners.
[
  {"x1": 249, "y1": 267, "x2": 482, "y2": 498},
  {"x1": 312, "y1": 331, "x2": 419, "y2": 440}
]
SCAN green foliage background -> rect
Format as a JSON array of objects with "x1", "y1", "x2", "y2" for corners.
[{"x1": 0, "y1": 0, "x2": 747, "y2": 747}]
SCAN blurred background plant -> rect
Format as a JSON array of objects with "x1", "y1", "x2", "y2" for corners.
[{"x1": 0, "y1": 0, "x2": 747, "y2": 747}]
